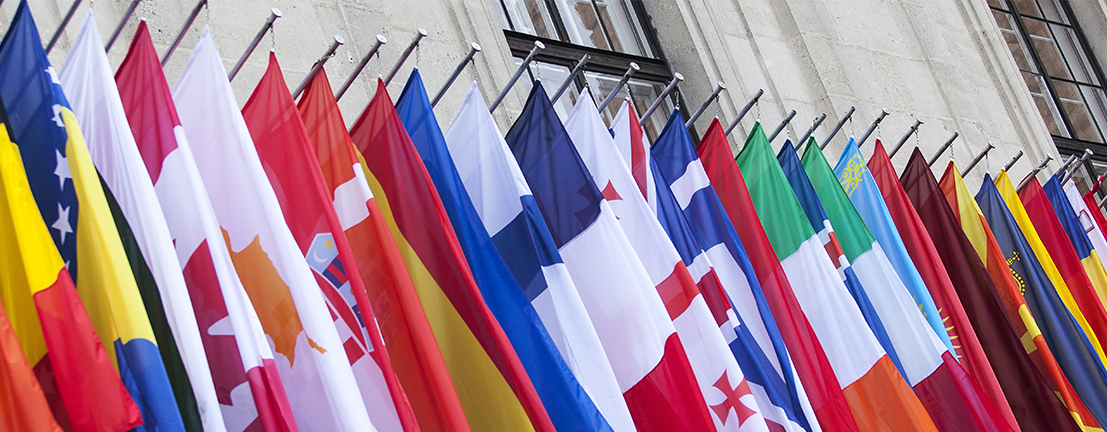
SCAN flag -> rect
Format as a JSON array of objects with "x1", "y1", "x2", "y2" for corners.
[
  {"x1": 116, "y1": 23, "x2": 296, "y2": 432},
  {"x1": 503, "y1": 84, "x2": 713, "y2": 431},
  {"x1": 867, "y1": 141, "x2": 1012, "y2": 422},
  {"x1": 396, "y1": 70, "x2": 607, "y2": 431},
  {"x1": 444, "y1": 83, "x2": 635, "y2": 431},
  {"x1": 350, "y1": 78, "x2": 554, "y2": 432},
  {"x1": 1065, "y1": 183, "x2": 1107, "y2": 307},
  {"x1": 1041, "y1": 178, "x2": 1107, "y2": 345},
  {"x1": 243, "y1": 54, "x2": 418, "y2": 431},
  {"x1": 833, "y1": 138, "x2": 954, "y2": 355},
  {"x1": 736, "y1": 124, "x2": 935, "y2": 432},
  {"x1": 900, "y1": 149, "x2": 1077, "y2": 431},
  {"x1": 0, "y1": 3, "x2": 182, "y2": 430},
  {"x1": 174, "y1": 29, "x2": 375, "y2": 431},
  {"x1": 778, "y1": 141, "x2": 902, "y2": 379},
  {"x1": 974, "y1": 172, "x2": 1105, "y2": 431},
  {"x1": 1082, "y1": 191, "x2": 1107, "y2": 253},
  {"x1": 298, "y1": 69, "x2": 469, "y2": 432},
  {"x1": 624, "y1": 110, "x2": 815, "y2": 432},
  {"x1": 566, "y1": 92, "x2": 769, "y2": 432},
  {"x1": 59, "y1": 14, "x2": 219, "y2": 432},
  {"x1": 802, "y1": 143, "x2": 1013, "y2": 432},
  {"x1": 0, "y1": 81, "x2": 139, "y2": 432},
  {"x1": 1014, "y1": 178, "x2": 1107, "y2": 367},
  {"x1": 694, "y1": 119, "x2": 856, "y2": 431}
]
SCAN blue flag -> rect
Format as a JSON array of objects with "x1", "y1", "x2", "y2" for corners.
[
  {"x1": 395, "y1": 70, "x2": 611, "y2": 432},
  {"x1": 976, "y1": 175, "x2": 1107, "y2": 425}
]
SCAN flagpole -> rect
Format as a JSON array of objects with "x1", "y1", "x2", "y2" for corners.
[
  {"x1": 960, "y1": 142, "x2": 996, "y2": 176},
  {"x1": 161, "y1": 0, "x2": 208, "y2": 66},
  {"x1": 767, "y1": 109, "x2": 797, "y2": 143},
  {"x1": 551, "y1": 54, "x2": 591, "y2": 103},
  {"x1": 685, "y1": 82, "x2": 726, "y2": 128},
  {"x1": 795, "y1": 113, "x2": 826, "y2": 148},
  {"x1": 292, "y1": 35, "x2": 344, "y2": 100},
  {"x1": 1018, "y1": 155, "x2": 1057, "y2": 191},
  {"x1": 335, "y1": 35, "x2": 388, "y2": 102},
  {"x1": 1060, "y1": 149, "x2": 1094, "y2": 186},
  {"x1": 383, "y1": 29, "x2": 428, "y2": 86},
  {"x1": 639, "y1": 73, "x2": 683, "y2": 125},
  {"x1": 724, "y1": 89, "x2": 764, "y2": 136},
  {"x1": 597, "y1": 63, "x2": 639, "y2": 112},
  {"x1": 820, "y1": 106, "x2": 855, "y2": 149},
  {"x1": 888, "y1": 118, "x2": 923, "y2": 157},
  {"x1": 1003, "y1": 150, "x2": 1024, "y2": 172},
  {"x1": 857, "y1": 109, "x2": 889, "y2": 147},
  {"x1": 431, "y1": 43, "x2": 482, "y2": 107},
  {"x1": 228, "y1": 8, "x2": 282, "y2": 81},
  {"x1": 490, "y1": 40, "x2": 544, "y2": 113},
  {"x1": 45, "y1": 0, "x2": 82, "y2": 54},
  {"x1": 104, "y1": 0, "x2": 141, "y2": 52},
  {"x1": 926, "y1": 132, "x2": 958, "y2": 167}
]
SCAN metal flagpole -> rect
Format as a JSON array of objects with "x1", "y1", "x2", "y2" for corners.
[
  {"x1": 887, "y1": 118, "x2": 923, "y2": 157},
  {"x1": 767, "y1": 110, "x2": 797, "y2": 143},
  {"x1": 639, "y1": 73, "x2": 684, "y2": 125},
  {"x1": 45, "y1": 0, "x2": 82, "y2": 54},
  {"x1": 431, "y1": 43, "x2": 482, "y2": 107},
  {"x1": 724, "y1": 89, "x2": 765, "y2": 136},
  {"x1": 795, "y1": 113, "x2": 826, "y2": 148},
  {"x1": 228, "y1": 8, "x2": 282, "y2": 81},
  {"x1": 597, "y1": 63, "x2": 639, "y2": 112},
  {"x1": 1018, "y1": 155, "x2": 1059, "y2": 191},
  {"x1": 926, "y1": 132, "x2": 959, "y2": 167},
  {"x1": 857, "y1": 109, "x2": 889, "y2": 147},
  {"x1": 685, "y1": 82, "x2": 726, "y2": 128},
  {"x1": 335, "y1": 35, "x2": 388, "y2": 102},
  {"x1": 960, "y1": 142, "x2": 996, "y2": 176},
  {"x1": 105, "y1": 0, "x2": 141, "y2": 52},
  {"x1": 1003, "y1": 150, "x2": 1024, "y2": 172},
  {"x1": 551, "y1": 54, "x2": 591, "y2": 102},
  {"x1": 1060, "y1": 149, "x2": 1094, "y2": 186},
  {"x1": 291, "y1": 35, "x2": 344, "y2": 100},
  {"x1": 490, "y1": 40, "x2": 544, "y2": 113},
  {"x1": 161, "y1": 0, "x2": 208, "y2": 66},
  {"x1": 383, "y1": 29, "x2": 428, "y2": 86},
  {"x1": 820, "y1": 106, "x2": 856, "y2": 150}
]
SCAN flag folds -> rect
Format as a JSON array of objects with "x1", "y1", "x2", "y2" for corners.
[
  {"x1": 298, "y1": 69, "x2": 468, "y2": 432},
  {"x1": 503, "y1": 84, "x2": 713, "y2": 431},
  {"x1": 174, "y1": 30, "x2": 373, "y2": 431},
  {"x1": 1064, "y1": 182, "x2": 1107, "y2": 308},
  {"x1": 351, "y1": 78, "x2": 552, "y2": 432}
]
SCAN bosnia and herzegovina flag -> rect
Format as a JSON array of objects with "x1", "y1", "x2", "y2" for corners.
[
  {"x1": 1042, "y1": 177, "x2": 1107, "y2": 348},
  {"x1": 693, "y1": 121, "x2": 855, "y2": 431},
  {"x1": 395, "y1": 70, "x2": 609, "y2": 432},
  {"x1": 968, "y1": 171, "x2": 1104, "y2": 432},
  {"x1": 298, "y1": 69, "x2": 470, "y2": 432},
  {"x1": 900, "y1": 150, "x2": 1082, "y2": 432},
  {"x1": 0, "y1": 96, "x2": 118, "y2": 432},
  {"x1": 444, "y1": 83, "x2": 636, "y2": 431},
  {"x1": 800, "y1": 145, "x2": 1013, "y2": 432},
  {"x1": 737, "y1": 126, "x2": 936, "y2": 432},
  {"x1": 350, "y1": 78, "x2": 554, "y2": 432},
  {"x1": 0, "y1": 2, "x2": 182, "y2": 430},
  {"x1": 777, "y1": 141, "x2": 903, "y2": 380}
]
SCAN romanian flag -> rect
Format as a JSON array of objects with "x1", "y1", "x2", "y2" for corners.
[
  {"x1": 117, "y1": 24, "x2": 296, "y2": 432},
  {"x1": 694, "y1": 121, "x2": 856, "y2": 431},
  {"x1": 974, "y1": 172, "x2": 1104, "y2": 431},
  {"x1": 243, "y1": 54, "x2": 418, "y2": 431},
  {"x1": 1042, "y1": 178, "x2": 1107, "y2": 347},
  {"x1": 900, "y1": 149, "x2": 1078, "y2": 431},
  {"x1": 0, "y1": 2, "x2": 181, "y2": 430},
  {"x1": 298, "y1": 69, "x2": 469, "y2": 432},
  {"x1": 802, "y1": 145, "x2": 1013, "y2": 432},
  {"x1": 867, "y1": 142, "x2": 1013, "y2": 423},
  {"x1": 350, "y1": 79, "x2": 553, "y2": 432},
  {"x1": 395, "y1": 71, "x2": 607, "y2": 431},
  {"x1": 1064, "y1": 183, "x2": 1107, "y2": 308},
  {"x1": 737, "y1": 125, "x2": 935, "y2": 432}
]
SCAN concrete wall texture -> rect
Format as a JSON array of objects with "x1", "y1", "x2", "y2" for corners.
[{"x1": 9, "y1": 0, "x2": 1107, "y2": 187}]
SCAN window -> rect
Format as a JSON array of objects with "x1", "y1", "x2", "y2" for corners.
[{"x1": 492, "y1": 0, "x2": 683, "y2": 140}]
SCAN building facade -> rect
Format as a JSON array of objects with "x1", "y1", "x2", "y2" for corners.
[{"x1": 13, "y1": 0, "x2": 1107, "y2": 193}]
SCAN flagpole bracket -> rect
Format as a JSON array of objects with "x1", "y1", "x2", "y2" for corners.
[
  {"x1": 598, "y1": 63, "x2": 639, "y2": 113},
  {"x1": 960, "y1": 142, "x2": 996, "y2": 177},
  {"x1": 857, "y1": 109, "x2": 889, "y2": 147},
  {"x1": 640, "y1": 73, "x2": 684, "y2": 126},
  {"x1": 335, "y1": 34, "x2": 388, "y2": 102},
  {"x1": 685, "y1": 82, "x2": 726, "y2": 128},
  {"x1": 490, "y1": 40, "x2": 545, "y2": 113},
  {"x1": 796, "y1": 113, "x2": 827, "y2": 149},
  {"x1": 926, "y1": 132, "x2": 959, "y2": 167},
  {"x1": 767, "y1": 109, "x2": 797, "y2": 143},
  {"x1": 229, "y1": 8, "x2": 283, "y2": 81},
  {"x1": 292, "y1": 35, "x2": 345, "y2": 100},
  {"x1": 820, "y1": 106, "x2": 856, "y2": 149},
  {"x1": 1002, "y1": 150, "x2": 1024, "y2": 172},
  {"x1": 888, "y1": 118, "x2": 923, "y2": 157},
  {"x1": 724, "y1": 89, "x2": 764, "y2": 137}
]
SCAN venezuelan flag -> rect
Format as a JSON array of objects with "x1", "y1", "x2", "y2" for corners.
[{"x1": 0, "y1": 2, "x2": 181, "y2": 430}]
